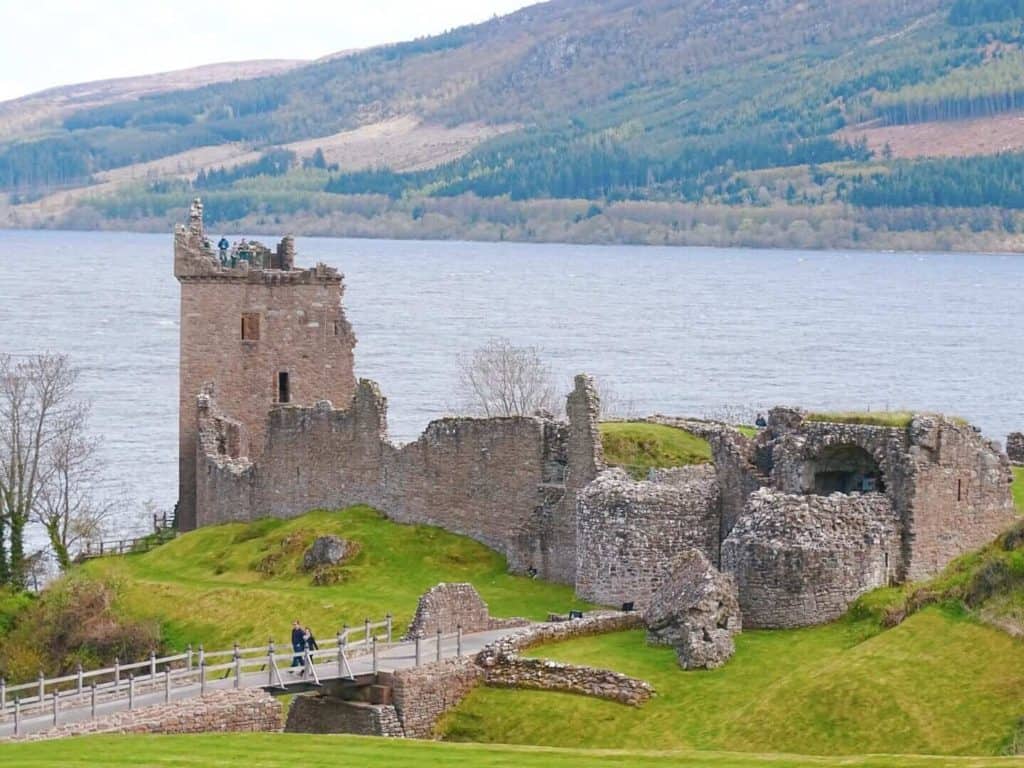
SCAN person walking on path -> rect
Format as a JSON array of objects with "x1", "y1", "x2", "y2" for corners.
[{"x1": 290, "y1": 620, "x2": 305, "y2": 672}]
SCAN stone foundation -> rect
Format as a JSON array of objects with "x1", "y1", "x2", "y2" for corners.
[
  {"x1": 391, "y1": 657, "x2": 483, "y2": 739},
  {"x1": 285, "y1": 696, "x2": 403, "y2": 737},
  {"x1": 403, "y1": 583, "x2": 528, "y2": 640}
]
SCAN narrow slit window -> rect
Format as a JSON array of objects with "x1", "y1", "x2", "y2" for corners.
[
  {"x1": 278, "y1": 372, "x2": 290, "y2": 404},
  {"x1": 957, "y1": 479, "x2": 962, "y2": 502},
  {"x1": 241, "y1": 312, "x2": 260, "y2": 341}
]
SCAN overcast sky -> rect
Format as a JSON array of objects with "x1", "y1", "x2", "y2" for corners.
[{"x1": 0, "y1": 0, "x2": 536, "y2": 101}]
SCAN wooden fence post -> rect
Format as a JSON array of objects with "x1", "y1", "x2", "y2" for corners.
[
  {"x1": 164, "y1": 669, "x2": 171, "y2": 704},
  {"x1": 128, "y1": 674, "x2": 135, "y2": 710},
  {"x1": 114, "y1": 657, "x2": 121, "y2": 692},
  {"x1": 186, "y1": 643, "x2": 193, "y2": 672},
  {"x1": 364, "y1": 617, "x2": 371, "y2": 644},
  {"x1": 415, "y1": 635, "x2": 421, "y2": 667},
  {"x1": 200, "y1": 661, "x2": 207, "y2": 696},
  {"x1": 436, "y1": 628, "x2": 443, "y2": 662},
  {"x1": 233, "y1": 643, "x2": 241, "y2": 689},
  {"x1": 77, "y1": 663, "x2": 84, "y2": 698},
  {"x1": 268, "y1": 641, "x2": 276, "y2": 687},
  {"x1": 457, "y1": 625, "x2": 463, "y2": 658},
  {"x1": 149, "y1": 650, "x2": 157, "y2": 681},
  {"x1": 13, "y1": 698, "x2": 20, "y2": 736},
  {"x1": 51, "y1": 691, "x2": 58, "y2": 726},
  {"x1": 372, "y1": 636, "x2": 378, "y2": 674},
  {"x1": 386, "y1": 613, "x2": 393, "y2": 644},
  {"x1": 90, "y1": 683, "x2": 97, "y2": 719},
  {"x1": 37, "y1": 670, "x2": 44, "y2": 703}
]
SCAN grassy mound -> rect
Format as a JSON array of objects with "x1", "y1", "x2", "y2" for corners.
[
  {"x1": 600, "y1": 422, "x2": 712, "y2": 479},
  {"x1": 442, "y1": 607, "x2": 1024, "y2": 756},
  {"x1": 1, "y1": 733, "x2": 1017, "y2": 767},
  {"x1": 806, "y1": 411, "x2": 916, "y2": 428},
  {"x1": 78, "y1": 506, "x2": 588, "y2": 650}
]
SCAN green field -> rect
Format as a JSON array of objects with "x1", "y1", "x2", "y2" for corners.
[
  {"x1": 1013, "y1": 467, "x2": 1024, "y2": 512},
  {"x1": 3, "y1": 733, "x2": 1023, "y2": 768},
  {"x1": 600, "y1": 422, "x2": 712, "y2": 478},
  {"x1": 79, "y1": 506, "x2": 589, "y2": 649},
  {"x1": 443, "y1": 608, "x2": 1024, "y2": 756}
]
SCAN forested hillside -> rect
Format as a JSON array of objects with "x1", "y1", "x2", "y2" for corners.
[{"x1": 5, "y1": 0, "x2": 1024, "y2": 252}]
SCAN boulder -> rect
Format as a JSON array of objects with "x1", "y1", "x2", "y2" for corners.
[
  {"x1": 644, "y1": 548, "x2": 741, "y2": 669},
  {"x1": 302, "y1": 536, "x2": 349, "y2": 571}
]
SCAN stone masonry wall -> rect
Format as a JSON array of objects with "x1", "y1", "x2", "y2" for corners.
[
  {"x1": 1008, "y1": 433, "x2": 1024, "y2": 465},
  {"x1": 479, "y1": 656, "x2": 652, "y2": 706},
  {"x1": 285, "y1": 696, "x2": 403, "y2": 737},
  {"x1": 7, "y1": 689, "x2": 282, "y2": 742},
  {"x1": 391, "y1": 656, "x2": 483, "y2": 739},
  {"x1": 196, "y1": 376, "x2": 603, "y2": 584},
  {"x1": 721, "y1": 488, "x2": 900, "y2": 628},
  {"x1": 575, "y1": 466, "x2": 721, "y2": 608}
]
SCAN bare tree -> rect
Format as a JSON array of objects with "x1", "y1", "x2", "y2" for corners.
[
  {"x1": 34, "y1": 427, "x2": 116, "y2": 571},
  {"x1": 0, "y1": 354, "x2": 91, "y2": 586},
  {"x1": 458, "y1": 339, "x2": 557, "y2": 418}
]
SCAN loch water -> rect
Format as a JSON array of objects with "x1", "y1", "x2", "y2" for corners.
[{"x1": 0, "y1": 229, "x2": 1021, "y2": 536}]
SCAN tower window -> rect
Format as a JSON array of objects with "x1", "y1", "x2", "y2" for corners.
[
  {"x1": 278, "y1": 372, "x2": 290, "y2": 404},
  {"x1": 241, "y1": 313, "x2": 260, "y2": 341}
]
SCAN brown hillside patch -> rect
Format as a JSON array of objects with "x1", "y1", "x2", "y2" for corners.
[{"x1": 839, "y1": 113, "x2": 1024, "y2": 158}]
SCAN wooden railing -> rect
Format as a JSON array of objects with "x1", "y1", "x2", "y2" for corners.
[
  {"x1": 77, "y1": 513, "x2": 175, "y2": 561},
  {"x1": 0, "y1": 614, "x2": 470, "y2": 736}
]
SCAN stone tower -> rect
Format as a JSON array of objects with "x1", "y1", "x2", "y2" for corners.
[{"x1": 174, "y1": 199, "x2": 357, "y2": 530}]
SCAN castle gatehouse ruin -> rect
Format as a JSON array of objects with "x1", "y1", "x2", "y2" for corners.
[{"x1": 175, "y1": 201, "x2": 1018, "y2": 628}]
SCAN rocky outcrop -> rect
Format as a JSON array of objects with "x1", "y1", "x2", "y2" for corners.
[
  {"x1": 302, "y1": 535, "x2": 349, "y2": 570},
  {"x1": 644, "y1": 549, "x2": 741, "y2": 669}
]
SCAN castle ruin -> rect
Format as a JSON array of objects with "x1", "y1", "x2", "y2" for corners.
[{"x1": 174, "y1": 202, "x2": 1017, "y2": 627}]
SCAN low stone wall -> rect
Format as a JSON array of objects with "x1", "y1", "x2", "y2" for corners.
[
  {"x1": 481, "y1": 656, "x2": 651, "y2": 706},
  {"x1": 7, "y1": 689, "x2": 282, "y2": 742},
  {"x1": 391, "y1": 656, "x2": 483, "y2": 739},
  {"x1": 403, "y1": 582, "x2": 529, "y2": 639},
  {"x1": 1009, "y1": 432, "x2": 1024, "y2": 465},
  {"x1": 481, "y1": 611, "x2": 646, "y2": 656},
  {"x1": 285, "y1": 695, "x2": 403, "y2": 737}
]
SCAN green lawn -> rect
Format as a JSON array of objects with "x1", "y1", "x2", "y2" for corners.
[
  {"x1": 80, "y1": 506, "x2": 590, "y2": 649},
  {"x1": 443, "y1": 608, "x2": 1024, "y2": 756},
  {"x1": 806, "y1": 411, "x2": 915, "y2": 428},
  {"x1": 600, "y1": 422, "x2": 712, "y2": 479},
  {"x1": 1013, "y1": 467, "x2": 1024, "y2": 512},
  {"x1": 3, "y1": 734, "x2": 1022, "y2": 768}
]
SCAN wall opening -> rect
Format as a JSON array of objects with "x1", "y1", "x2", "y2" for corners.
[
  {"x1": 241, "y1": 312, "x2": 261, "y2": 341},
  {"x1": 809, "y1": 444, "x2": 884, "y2": 494},
  {"x1": 278, "y1": 372, "x2": 290, "y2": 404}
]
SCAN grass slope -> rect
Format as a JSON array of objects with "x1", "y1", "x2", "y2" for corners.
[
  {"x1": 600, "y1": 422, "x2": 711, "y2": 479},
  {"x1": 81, "y1": 506, "x2": 589, "y2": 649},
  {"x1": 2, "y1": 733, "x2": 1021, "y2": 768},
  {"x1": 1014, "y1": 467, "x2": 1024, "y2": 512},
  {"x1": 806, "y1": 411, "x2": 916, "y2": 428},
  {"x1": 443, "y1": 608, "x2": 1024, "y2": 756}
]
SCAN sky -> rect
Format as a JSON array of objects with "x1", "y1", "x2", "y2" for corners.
[{"x1": 0, "y1": 0, "x2": 537, "y2": 101}]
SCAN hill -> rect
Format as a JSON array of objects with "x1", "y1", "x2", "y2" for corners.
[{"x1": 5, "y1": 0, "x2": 1024, "y2": 250}]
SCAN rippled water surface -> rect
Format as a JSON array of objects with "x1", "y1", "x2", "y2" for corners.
[{"x1": 0, "y1": 229, "x2": 1021, "y2": 536}]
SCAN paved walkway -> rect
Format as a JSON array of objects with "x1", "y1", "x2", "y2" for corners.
[{"x1": 0, "y1": 628, "x2": 512, "y2": 739}]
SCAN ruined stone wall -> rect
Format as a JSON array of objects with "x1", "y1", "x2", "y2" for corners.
[
  {"x1": 710, "y1": 431, "x2": 767, "y2": 540},
  {"x1": 7, "y1": 689, "x2": 282, "y2": 742},
  {"x1": 721, "y1": 489, "x2": 900, "y2": 628},
  {"x1": 479, "y1": 656, "x2": 652, "y2": 705},
  {"x1": 902, "y1": 417, "x2": 1017, "y2": 580},
  {"x1": 176, "y1": 204, "x2": 356, "y2": 530},
  {"x1": 1008, "y1": 432, "x2": 1024, "y2": 465},
  {"x1": 403, "y1": 583, "x2": 527, "y2": 639},
  {"x1": 285, "y1": 696, "x2": 403, "y2": 737},
  {"x1": 575, "y1": 467, "x2": 721, "y2": 608},
  {"x1": 195, "y1": 377, "x2": 603, "y2": 584},
  {"x1": 391, "y1": 657, "x2": 482, "y2": 739}
]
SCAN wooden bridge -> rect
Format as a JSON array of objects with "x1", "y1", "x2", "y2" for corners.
[{"x1": 0, "y1": 616, "x2": 510, "y2": 739}]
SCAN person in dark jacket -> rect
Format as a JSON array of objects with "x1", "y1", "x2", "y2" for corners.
[{"x1": 290, "y1": 620, "x2": 305, "y2": 671}]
